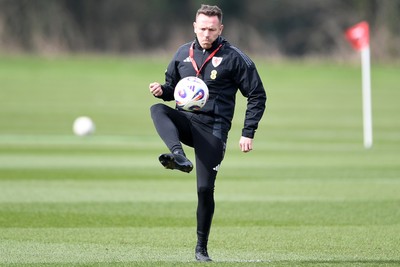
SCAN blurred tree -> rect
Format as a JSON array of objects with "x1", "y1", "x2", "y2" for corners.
[{"x1": 0, "y1": 0, "x2": 399, "y2": 60}]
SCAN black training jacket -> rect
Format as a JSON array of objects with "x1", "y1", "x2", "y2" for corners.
[{"x1": 158, "y1": 36, "x2": 266, "y2": 141}]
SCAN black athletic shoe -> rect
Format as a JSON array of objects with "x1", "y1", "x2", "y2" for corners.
[
  {"x1": 158, "y1": 152, "x2": 193, "y2": 173},
  {"x1": 195, "y1": 245, "x2": 212, "y2": 262}
]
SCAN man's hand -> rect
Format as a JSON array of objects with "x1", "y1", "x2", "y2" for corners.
[
  {"x1": 149, "y1": 82, "x2": 163, "y2": 97},
  {"x1": 239, "y1": 136, "x2": 253, "y2": 153}
]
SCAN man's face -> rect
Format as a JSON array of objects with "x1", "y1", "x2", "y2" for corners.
[{"x1": 193, "y1": 14, "x2": 223, "y2": 50}]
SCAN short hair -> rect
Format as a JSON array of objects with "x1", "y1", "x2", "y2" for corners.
[{"x1": 196, "y1": 4, "x2": 223, "y2": 23}]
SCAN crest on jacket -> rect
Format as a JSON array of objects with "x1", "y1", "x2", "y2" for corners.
[{"x1": 212, "y1": 57, "x2": 223, "y2": 67}]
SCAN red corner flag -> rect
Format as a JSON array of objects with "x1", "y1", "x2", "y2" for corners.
[{"x1": 345, "y1": 21, "x2": 370, "y2": 51}]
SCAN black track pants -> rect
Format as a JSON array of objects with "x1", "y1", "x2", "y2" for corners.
[{"x1": 150, "y1": 103, "x2": 226, "y2": 244}]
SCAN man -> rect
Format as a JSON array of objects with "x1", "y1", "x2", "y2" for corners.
[{"x1": 149, "y1": 4, "x2": 266, "y2": 262}]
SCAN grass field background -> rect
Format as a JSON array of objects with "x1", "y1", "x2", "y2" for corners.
[{"x1": 0, "y1": 54, "x2": 399, "y2": 266}]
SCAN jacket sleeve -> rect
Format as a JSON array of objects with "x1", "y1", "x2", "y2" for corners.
[
  {"x1": 235, "y1": 55, "x2": 267, "y2": 139},
  {"x1": 157, "y1": 50, "x2": 182, "y2": 102}
]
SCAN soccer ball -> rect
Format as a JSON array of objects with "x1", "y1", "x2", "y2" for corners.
[
  {"x1": 174, "y1": 76, "x2": 209, "y2": 111},
  {"x1": 73, "y1": 116, "x2": 95, "y2": 136}
]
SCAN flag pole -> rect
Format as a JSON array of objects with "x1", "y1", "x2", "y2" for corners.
[{"x1": 361, "y1": 46, "x2": 372, "y2": 149}]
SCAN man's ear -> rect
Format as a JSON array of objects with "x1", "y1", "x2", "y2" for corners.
[
  {"x1": 219, "y1": 24, "x2": 224, "y2": 35},
  {"x1": 193, "y1": 22, "x2": 197, "y2": 34}
]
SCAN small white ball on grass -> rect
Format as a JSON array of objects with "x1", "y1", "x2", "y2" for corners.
[{"x1": 73, "y1": 116, "x2": 95, "y2": 136}]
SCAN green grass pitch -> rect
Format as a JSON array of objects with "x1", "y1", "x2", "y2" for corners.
[{"x1": 0, "y1": 55, "x2": 399, "y2": 266}]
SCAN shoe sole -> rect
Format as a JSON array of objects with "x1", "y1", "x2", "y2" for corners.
[{"x1": 159, "y1": 154, "x2": 193, "y2": 173}]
